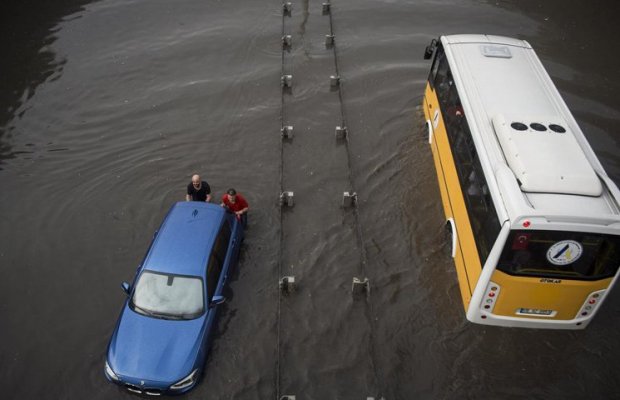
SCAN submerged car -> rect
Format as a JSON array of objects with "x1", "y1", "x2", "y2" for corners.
[{"x1": 105, "y1": 201, "x2": 243, "y2": 395}]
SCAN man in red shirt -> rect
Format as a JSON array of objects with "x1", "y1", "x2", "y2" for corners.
[{"x1": 221, "y1": 188, "x2": 249, "y2": 227}]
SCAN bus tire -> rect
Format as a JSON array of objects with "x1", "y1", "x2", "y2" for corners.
[{"x1": 446, "y1": 218, "x2": 457, "y2": 258}]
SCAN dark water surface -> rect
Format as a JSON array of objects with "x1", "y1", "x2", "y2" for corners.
[{"x1": 1, "y1": 1, "x2": 619, "y2": 399}]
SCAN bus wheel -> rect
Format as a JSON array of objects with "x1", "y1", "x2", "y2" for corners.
[
  {"x1": 441, "y1": 221, "x2": 452, "y2": 257},
  {"x1": 445, "y1": 218, "x2": 457, "y2": 258}
]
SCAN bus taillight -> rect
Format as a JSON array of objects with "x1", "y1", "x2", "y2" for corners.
[
  {"x1": 481, "y1": 282, "x2": 500, "y2": 313},
  {"x1": 577, "y1": 290, "x2": 606, "y2": 318}
]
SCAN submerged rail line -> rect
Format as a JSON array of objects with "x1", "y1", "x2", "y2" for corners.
[{"x1": 275, "y1": 1, "x2": 384, "y2": 398}]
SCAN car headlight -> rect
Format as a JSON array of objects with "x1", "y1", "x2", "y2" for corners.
[
  {"x1": 105, "y1": 361, "x2": 119, "y2": 381},
  {"x1": 170, "y1": 369, "x2": 198, "y2": 390}
]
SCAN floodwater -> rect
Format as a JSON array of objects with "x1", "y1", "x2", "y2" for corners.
[{"x1": 1, "y1": 0, "x2": 620, "y2": 399}]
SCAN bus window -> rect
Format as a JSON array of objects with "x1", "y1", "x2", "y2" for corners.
[
  {"x1": 433, "y1": 54, "x2": 452, "y2": 102},
  {"x1": 436, "y1": 73, "x2": 501, "y2": 265},
  {"x1": 429, "y1": 45, "x2": 444, "y2": 89},
  {"x1": 464, "y1": 150, "x2": 500, "y2": 263},
  {"x1": 497, "y1": 230, "x2": 620, "y2": 280}
]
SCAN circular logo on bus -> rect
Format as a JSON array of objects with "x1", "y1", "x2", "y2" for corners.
[{"x1": 546, "y1": 240, "x2": 583, "y2": 266}]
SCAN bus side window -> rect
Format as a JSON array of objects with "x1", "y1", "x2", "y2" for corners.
[
  {"x1": 468, "y1": 155, "x2": 501, "y2": 263},
  {"x1": 452, "y1": 121, "x2": 474, "y2": 185},
  {"x1": 429, "y1": 45, "x2": 444, "y2": 90},
  {"x1": 445, "y1": 101, "x2": 501, "y2": 264},
  {"x1": 437, "y1": 71, "x2": 453, "y2": 111},
  {"x1": 433, "y1": 50, "x2": 501, "y2": 265},
  {"x1": 433, "y1": 51, "x2": 451, "y2": 99}
]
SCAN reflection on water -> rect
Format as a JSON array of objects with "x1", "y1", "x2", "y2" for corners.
[
  {"x1": 495, "y1": 0, "x2": 620, "y2": 182},
  {"x1": 1, "y1": 0, "x2": 619, "y2": 399},
  {"x1": 0, "y1": 0, "x2": 85, "y2": 168}
]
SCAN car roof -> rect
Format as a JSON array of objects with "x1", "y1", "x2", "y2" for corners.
[{"x1": 142, "y1": 202, "x2": 224, "y2": 277}]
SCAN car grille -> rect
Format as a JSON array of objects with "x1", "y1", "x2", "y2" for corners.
[{"x1": 125, "y1": 383, "x2": 162, "y2": 396}]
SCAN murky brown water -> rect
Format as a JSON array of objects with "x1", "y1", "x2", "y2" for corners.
[{"x1": 1, "y1": 1, "x2": 619, "y2": 399}]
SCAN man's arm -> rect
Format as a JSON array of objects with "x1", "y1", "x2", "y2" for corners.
[
  {"x1": 204, "y1": 182, "x2": 212, "y2": 202},
  {"x1": 186, "y1": 184, "x2": 192, "y2": 201},
  {"x1": 236, "y1": 196, "x2": 249, "y2": 214}
]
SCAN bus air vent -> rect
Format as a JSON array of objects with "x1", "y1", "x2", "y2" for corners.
[
  {"x1": 510, "y1": 122, "x2": 527, "y2": 131},
  {"x1": 492, "y1": 114, "x2": 603, "y2": 197},
  {"x1": 480, "y1": 45, "x2": 512, "y2": 58},
  {"x1": 549, "y1": 124, "x2": 566, "y2": 133}
]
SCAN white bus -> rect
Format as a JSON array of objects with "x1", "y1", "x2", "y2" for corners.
[{"x1": 422, "y1": 34, "x2": 620, "y2": 329}]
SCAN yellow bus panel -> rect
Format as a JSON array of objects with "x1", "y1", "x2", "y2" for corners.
[
  {"x1": 490, "y1": 270, "x2": 612, "y2": 320},
  {"x1": 423, "y1": 83, "x2": 483, "y2": 309}
]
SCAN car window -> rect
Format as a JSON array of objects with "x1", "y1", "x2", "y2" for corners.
[
  {"x1": 131, "y1": 271, "x2": 204, "y2": 320},
  {"x1": 213, "y1": 220, "x2": 231, "y2": 265},
  {"x1": 206, "y1": 254, "x2": 222, "y2": 302},
  {"x1": 206, "y1": 220, "x2": 232, "y2": 301}
]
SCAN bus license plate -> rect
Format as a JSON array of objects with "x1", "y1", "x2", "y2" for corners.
[{"x1": 516, "y1": 308, "x2": 556, "y2": 317}]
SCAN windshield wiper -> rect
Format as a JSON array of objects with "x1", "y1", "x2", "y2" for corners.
[
  {"x1": 160, "y1": 313, "x2": 184, "y2": 320},
  {"x1": 132, "y1": 302, "x2": 195, "y2": 320},
  {"x1": 132, "y1": 303, "x2": 160, "y2": 318},
  {"x1": 179, "y1": 313, "x2": 200, "y2": 320}
]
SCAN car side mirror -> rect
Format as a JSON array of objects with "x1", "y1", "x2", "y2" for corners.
[
  {"x1": 121, "y1": 282, "x2": 131, "y2": 296},
  {"x1": 210, "y1": 295, "x2": 226, "y2": 307}
]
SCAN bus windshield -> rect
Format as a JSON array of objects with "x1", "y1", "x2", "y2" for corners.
[{"x1": 497, "y1": 230, "x2": 620, "y2": 280}]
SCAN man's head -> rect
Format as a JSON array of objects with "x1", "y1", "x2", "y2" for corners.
[
  {"x1": 227, "y1": 188, "x2": 237, "y2": 202},
  {"x1": 191, "y1": 174, "x2": 201, "y2": 188}
]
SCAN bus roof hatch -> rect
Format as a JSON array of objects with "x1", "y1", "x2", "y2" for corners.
[{"x1": 492, "y1": 114, "x2": 603, "y2": 197}]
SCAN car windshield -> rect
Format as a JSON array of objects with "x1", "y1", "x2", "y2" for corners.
[
  {"x1": 131, "y1": 271, "x2": 204, "y2": 320},
  {"x1": 497, "y1": 230, "x2": 620, "y2": 280}
]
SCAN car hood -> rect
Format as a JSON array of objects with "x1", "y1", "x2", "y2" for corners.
[{"x1": 107, "y1": 304, "x2": 206, "y2": 384}]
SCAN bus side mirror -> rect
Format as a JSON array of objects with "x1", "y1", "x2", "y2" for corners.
[
  {"x1": 121, "y1": 282, "x2": 131, "y2": 296},
  {"x1": 424, "y1": 46, "x2": 433, "y2": 59},
  {"x1": 424, "y1": 39, "x2": 437, "y2": 60}
]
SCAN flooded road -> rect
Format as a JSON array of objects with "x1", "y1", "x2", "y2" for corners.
[{"x1": 1, "y1": 1, "x2": 619, "y2": 399}]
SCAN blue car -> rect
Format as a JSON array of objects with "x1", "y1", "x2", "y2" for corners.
[{"x1": 105, "y1": 201, "x2": 243, "y2": 395}]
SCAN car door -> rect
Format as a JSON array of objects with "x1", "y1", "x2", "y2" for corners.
[
  {"x1": 202, "y1": 219, "x2": 234, "y2": 347},
  {"x1": 226, "y1": 214, "x2": 242, "y2": 272}
]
